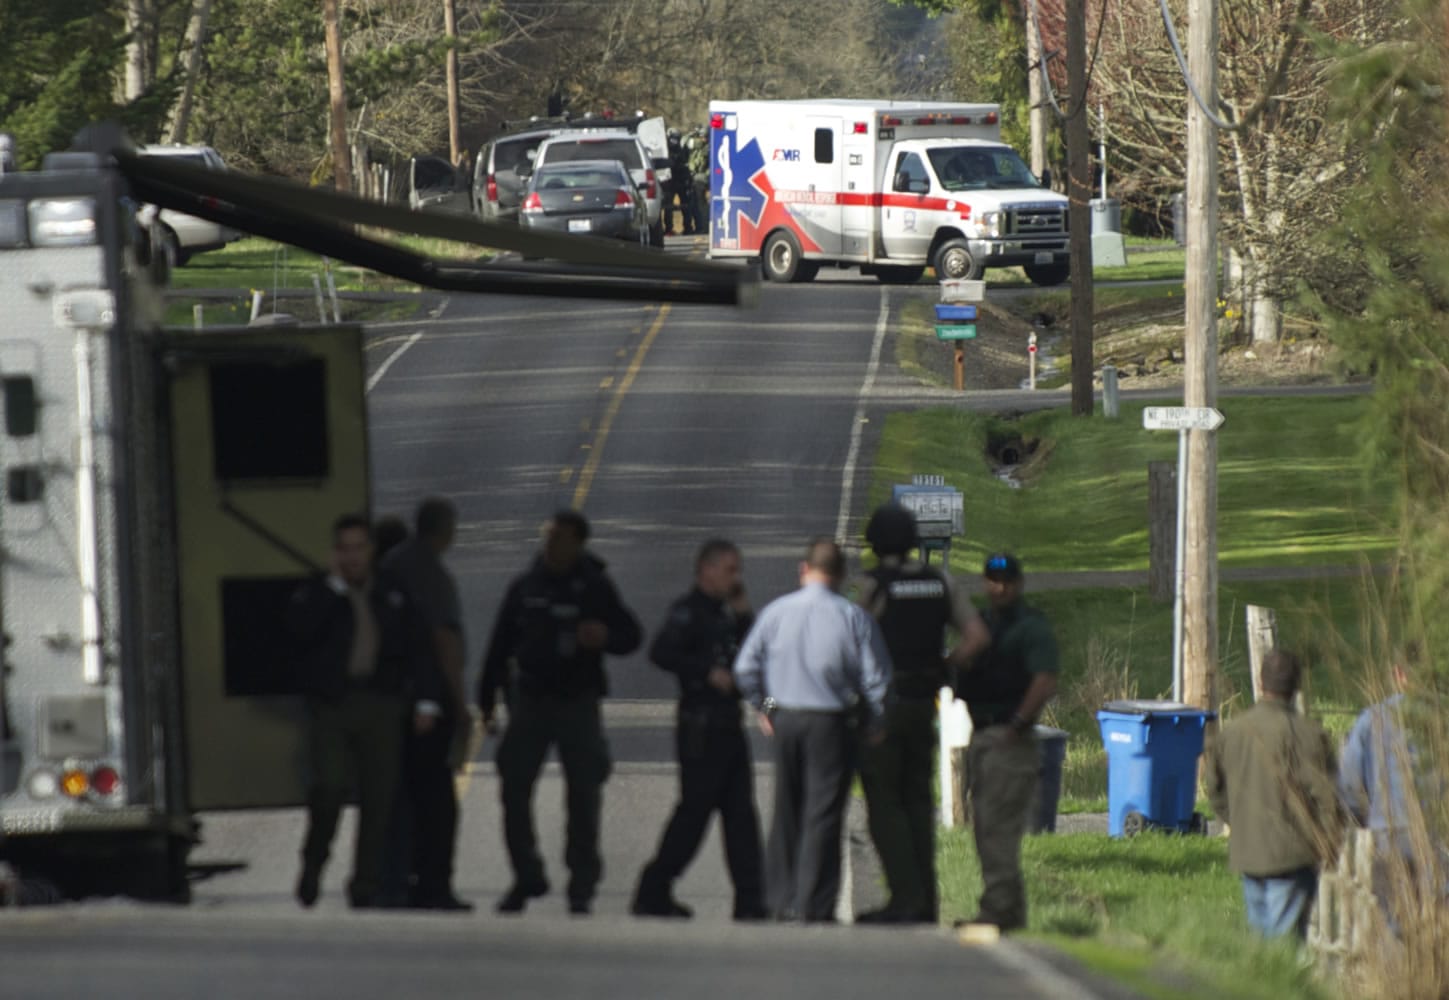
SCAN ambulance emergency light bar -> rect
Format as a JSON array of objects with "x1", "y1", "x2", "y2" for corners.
[{"x1": 708, "y1": 111, "x2": 998, "y2": 131}]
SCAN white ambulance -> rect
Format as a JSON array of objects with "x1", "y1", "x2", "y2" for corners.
[{"x1": 706, "y1": 99, "x2": 1070, "y2": 286}]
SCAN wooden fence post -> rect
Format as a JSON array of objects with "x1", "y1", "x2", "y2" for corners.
[
  {"x1": 1148, "y1": 461, "x2": 1176, "y2": 603},
  {"x1": 1246, "y1": 604, "x2": 1277, "y2": 702}
]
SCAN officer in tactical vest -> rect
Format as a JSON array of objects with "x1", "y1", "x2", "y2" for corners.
[
  {"x1": 954, "y1": 553, "x2": 1059, "y2": 933},
  {"x1": 854, "y1": 504, "x2": 990, "y2": 924}
]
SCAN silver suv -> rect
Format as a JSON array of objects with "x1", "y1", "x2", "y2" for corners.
[
  {"x1": 532, "y1": 131, "x2": 664, "y2": 246},
  {"x1": 134, "y1": 144, "x2": 243, "y2": 265},
  {"x1": 472, "y1": 123, "x2": 565, "y2": 225}
]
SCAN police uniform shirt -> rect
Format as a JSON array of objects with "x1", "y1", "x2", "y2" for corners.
[{"x1": 733, "y1": 582, "x2": 891, "y2": 720}]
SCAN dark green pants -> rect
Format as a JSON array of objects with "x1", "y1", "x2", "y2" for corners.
[
  {"x1": 300, "y1": 690, "x2": 407, "y2": 905},
  {"x1": 496, "y1": 692, "x2": 612, "y2": 903},
  {"x1": 966, "y1": 724, "x2": 1039, "y2": 928},
  {"x1": 860, "y1": 697, "x2": 939, "y2": 919}
]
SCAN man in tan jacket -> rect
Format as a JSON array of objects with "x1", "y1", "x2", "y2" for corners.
[{"x1": 1206, "y1": 649, "x2": 1342, "y2": 939}]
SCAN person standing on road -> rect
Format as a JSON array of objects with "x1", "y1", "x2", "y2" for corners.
[
  {"x1": 953, "y1": 553, "x2": 1057, "y2": 933},
  {"x1": 855, "y1": 505, "x2": 990, "y2": 925},
  {"x1": 632, "y1": 539, "x2": 766, "y2": 921},
  {"x1": 478, "y1": 510, "x2": 642, "y2": 915},
  {"x1": 1206, "y1": 649, "x2": 1342, "y2": 939},
  {"x1": 380, "y1": 497, "x2": 472, "y2": 911},
  {"x1": 733, "y1": 538, "x2": 891, "y2": 923},
  {"x1": 288, "y1": 514, "x2": 442, "y2": 910}
]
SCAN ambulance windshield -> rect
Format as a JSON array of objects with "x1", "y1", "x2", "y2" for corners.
[{"x1": 929, "y1": 147, "x2": 1042, "y2": 192}]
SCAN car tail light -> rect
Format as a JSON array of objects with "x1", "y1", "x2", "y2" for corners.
[
  {"x1": 984, "y1": 112, "x2": 998, "y2": 125},
  {"x1": 486, "y1": 174, "x2": 498, "y2": 202},
  {"x1": 91, "y1": 766, "x2": 120, "y2": 797},
  {"x1": 521, "y1": 192, "x2": 543, "y2": 214},
  {"x1": 645, "y1": 169, "x2": 657, "y2": 200},
  {"x1": 614, "y1": 189, "x2": 634, "y2": 207}
]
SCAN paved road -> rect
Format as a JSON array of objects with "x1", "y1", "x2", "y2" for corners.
[{"x1": 10, "y1": 255, "x2": 1138, "y2": 998}]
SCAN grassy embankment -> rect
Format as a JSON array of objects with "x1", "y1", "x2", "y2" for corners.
[{"x1": 867, "y1": 393, "x2": 1392, "y2": 999}]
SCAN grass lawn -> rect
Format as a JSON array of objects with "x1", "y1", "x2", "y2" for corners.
[
  {"x1": 168, "y1": 235, "x2": 490, "y2": 293},
  {"x1": 1030, "y1": 578, "x2": 1372, "y2": 811},
  {"x1": 868, "y1": 395, "x2": 1396, "y2": 575},
  {"x1": 938, "y1": 830, "x2": 1332, "y2": 1000}
]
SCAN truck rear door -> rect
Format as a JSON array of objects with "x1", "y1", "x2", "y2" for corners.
[{"x1": 165, "y1": 324, "x2": 369, "y2": 810}]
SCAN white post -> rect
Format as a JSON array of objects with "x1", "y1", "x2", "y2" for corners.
[
  {"x1": 1102, "y1": 365, "x2": 1119, "y2": 418},
  {"x1": 938, "y1": 686, "x2": 973, "y2": 827},
  {"x1": 312, "y1": 274, "x2": 327, "y2": 323},
  {"x1": 1028, "y1": 331, "x2": 1038, "y2": 390},
  {"x1": 324, "y1": 258, "x2": 342, "y2": 324},
  {"x1": 1172, "y1": 428, "x2": 1188, "y2": 702},
  {"x1": 249, "y1": 289, "x2": 263, "y2": 322},
  {"x1": 192, "y1": 303, "x2": 203, "y2": 331}
]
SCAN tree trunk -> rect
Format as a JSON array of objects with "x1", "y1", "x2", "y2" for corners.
[
  {"x1": 124, "y1": 0, "x2": 152, "y2": 102},
  {"x1": 323, "y1": 0, "x2": 352, "y2": 193},
  {"x1": 165, "y1": 0, "x2": 214, "y2": 145},
  {"x1": 1027, "y1": 4, "x2": 1047, "y2": 178}
]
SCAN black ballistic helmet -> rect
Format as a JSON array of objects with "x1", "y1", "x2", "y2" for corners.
[{"x1": 865, "y1": 504, "x2": 920, "y2": 557}]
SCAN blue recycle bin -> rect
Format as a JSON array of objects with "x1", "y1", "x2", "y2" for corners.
[{"x1": 1096, "y1": 699, "x2": 1216, "y2": 837}]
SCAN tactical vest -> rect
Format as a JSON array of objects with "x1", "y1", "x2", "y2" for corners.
[{"x1": 867, "y1": 562, "x2": 953, "y2": 699}]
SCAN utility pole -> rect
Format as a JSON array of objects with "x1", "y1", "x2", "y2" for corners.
[
  {"x1": 1066, "y1": 0, "x2": 1093, "y2": 417},
  {"x1": 444, "y1": 0, "x2": 461, "y2": 166},
  {"x1": 323, "y1": 0, "x2": 352, "y2": 193},
  {"x1": 1182, "y1": 0, "x2": 1220, "y2": 710},
  {"x1": 1026, "y1": 6, "x2": 1047, "y2": 178}
]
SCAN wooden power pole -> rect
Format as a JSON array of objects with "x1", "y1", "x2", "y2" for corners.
[
  {"x1": 1183, "y1": 0, "x2": 1220, "y2": 710},
  {"x1": 444, "y1": 0, "x2": 461, "y2": 166},
  {"x1": 1066, "y1": 0, "x2": 1093, "y2": 417},
  {"x1": 323, "y1": 0, "x2": 352, "y2": 193}
]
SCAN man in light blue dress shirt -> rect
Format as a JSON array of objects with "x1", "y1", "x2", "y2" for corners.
[{"x1": 734, "y1": 537, "x2": 891, "y2": 922}]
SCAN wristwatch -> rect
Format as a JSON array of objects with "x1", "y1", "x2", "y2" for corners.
[{"x1": 761, "y1": 696, "x2": 778, "y2": 717}]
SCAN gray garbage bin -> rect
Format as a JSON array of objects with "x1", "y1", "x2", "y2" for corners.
[{"x1": 1028, "y1": 725, "x2": 1069, "y2": 833}]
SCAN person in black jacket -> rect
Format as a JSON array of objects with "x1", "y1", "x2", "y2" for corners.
[
  {"x1": 631, "y1": 539, "x2": 765, "y2": 921},
  {"x1": 288, "y1": 513, "x2": 442, "y2": 910},
  {"x1": 479, "y1": 509, "x2": 642, "y2": 915}
]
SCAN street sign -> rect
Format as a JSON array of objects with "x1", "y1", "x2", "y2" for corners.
[
  {"x1": 934, "y1": 304, "x2": 977, "y2": 322},
  {"x1": 935, "y1": 324, "x2": 977, "y2": 341},
  {"x1": 1142, "y1": 406, "x2": 1225, "y2": 431}
]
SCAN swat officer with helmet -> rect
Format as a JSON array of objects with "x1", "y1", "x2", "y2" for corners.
[{"x1": 854, "y1": 504, "x2": 990, "y2": 924}]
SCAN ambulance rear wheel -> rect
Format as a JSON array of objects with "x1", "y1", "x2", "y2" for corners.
[
  {"x1": 933, "y1": 238, "x2": 983, "y2": 281},
  {"x1": 762, "y1": 230, "x2": 805, "y2": 283},
  {"x1": 874, "y1": 266, "x2": 925, "y2": 285}
]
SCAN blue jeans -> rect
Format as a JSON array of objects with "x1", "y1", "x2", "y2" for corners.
[{"x1": 1241, "y1": 867, "x2": 1317, "y2": 938}]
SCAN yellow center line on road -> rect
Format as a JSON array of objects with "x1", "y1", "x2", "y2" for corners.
[{"x1": 570, "y1": 304, "x2": 671, "y2": 510}]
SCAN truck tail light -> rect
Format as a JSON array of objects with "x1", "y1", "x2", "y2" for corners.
[
  {"x1": 645, "y1": 169, "x2": 657, "y2": 200},
  {"x1": 949, "y1": 116, "x2": 971, "y2": 125},
  {"x1": 913, "y1": 117, "x2": 934, "y2": 125},
  {"x1": 882, "y1": 116, "x2": 903, "y2": 127},
  {"x1": 91, "y1": 765, "x2": 120, "y2": 796},
  {"x1": 486, "y1": 174, "x2": 498, "y2": 202},
  {"x1": 984, "y1": 112, "x2": 998, "y2": 124},
  {"x1": 521, "y1": 192, "x2": 543, "y2": 214},
  {"x1": 27, "y1": 770, "x2": 58, "y2": 799},
  {"x1": 60, "y1": 768, "x2": 89, "y2": 798}
]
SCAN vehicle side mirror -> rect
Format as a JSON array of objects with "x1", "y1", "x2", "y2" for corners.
[{"x1": 1040, "y1": 167, "x2": 1052, "y2": 189}]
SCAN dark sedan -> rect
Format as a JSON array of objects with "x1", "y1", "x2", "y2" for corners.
[{"x1": 518, "y1": 160, "x2": 649, "y2": 243}]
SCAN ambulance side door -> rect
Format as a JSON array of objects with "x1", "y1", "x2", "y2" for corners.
[{"x1": 880, "y1": 149, "x2": 934, "y2": 262}]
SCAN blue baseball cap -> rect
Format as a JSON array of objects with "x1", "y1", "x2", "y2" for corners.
[{"x1": 983, "y1": 553, "x2": 1023, "y2": 581}]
